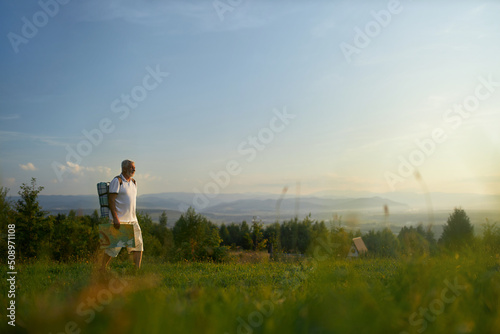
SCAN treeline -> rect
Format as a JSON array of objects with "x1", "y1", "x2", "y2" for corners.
[{"x1": 1, "y1": 179, "x2": 500, "y2": 263}]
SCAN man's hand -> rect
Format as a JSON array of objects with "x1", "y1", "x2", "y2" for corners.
[
  {"x1": 109, "y1": 193, "x2": 120, "y2": 229},
  {"x1": 113, "y1": 217, "x2": 120, "y2": 230}
]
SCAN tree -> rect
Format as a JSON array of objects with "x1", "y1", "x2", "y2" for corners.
[
  {"x1": 481, "y1": 219, "x2": 500, "y2": 254},
  {"x1": 172, "y1": 207, "x2": 222, "y2": 260},
  {"x1": 297, "y1": 215, "x2": 312, "y2": 254},
  {"x1": 398, "y1": 224, "x2": 431, "y2": 256},
  {"x1": 226, "y1": 223, "x2": 242, "y2": 247},
  {"x1": 159, "y1": 211, "x2": 168, "y2": 227},
  {"x1": 0, "y1": 186, "x2": 10, "y2": 219},
  {"x1": 264, "y1": 222, "x2": 281, "y2": 256},
  {"x1": 14, "y1": 178, "x2": 52, "y2": 259},
  {"x1": 51, "y1": 211, "x2": 99, "y2": 261},
  {"x1": 439, "y1": 208, "x2": 474, "y2": 250},
  {"x1": 138, "y1": 211, "x2": 173, "y2": 258},
  {"x1": 0, "y1": 187, "x2": 13, "y2": 263},
  {"x1": 250, "y1": 220, "x2": 267, "y2": 251},
  {"x1": 329, "y1": 222, "x2": 352, "y2": 257},
  {"x1": 280, "y1": 217, "x2": 299, "y2": 253},
  {"x1": 240, "y1": 220, "x2": 253, "y2": 250},
  {"x1": 219, "y1": 224, "x2": 231, "y2": 246},
  {"x1": 363, "y1": 228, "x2": 399, "y2": 258}
]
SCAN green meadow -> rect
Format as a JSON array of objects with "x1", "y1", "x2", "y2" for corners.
[
  {"x1": 2, "y1": 251, "x2": 499, "y2": 334},
  {"x1": 2, "y1": 183, "x2": 499, "y2": 333}
]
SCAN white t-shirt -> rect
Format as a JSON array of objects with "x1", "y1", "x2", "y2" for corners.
[{"x1": 109, "y1": 174, "x2": 137, "y2": 223}]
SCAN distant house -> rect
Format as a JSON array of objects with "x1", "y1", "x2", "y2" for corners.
[{"x1": 347, "y1": 237, "x2": 368, "y2": 258}]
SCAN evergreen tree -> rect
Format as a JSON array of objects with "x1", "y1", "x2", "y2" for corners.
[
  {"x1": 250, "y1": 220, "x2": 267, "y2": 251},
  {"x1": 14, "y1": 178, "x2": 52, "y2": 259},
  {"x1": 297, "y1": 215, "x2": 312, "y2": 254},
  {"x1": 227, "y1": 223, "x2": 242, "y2": 247},
  {"x1": 264, "y1": 222, "x2": 281, "y2": 255},
  {"x1": 363, "y1": 228, "x2": 399, "y2": 258},
  {"x1": 0, "y1": 186, "x2": 10, "y2": 221},
  {"x1": 481, "y1": 219, "x2": 500, "y2": 253},
  {"x1": 51, "y1": 211, "x2": 99, "y2": 261},
  {"x1": 439, "y1": 207, "x2": 474, "y2": 250},
  {"x1": 159, "y1": 210, "x2": 168, "y2": 227},
  {"x1": 398, "y1": 224, "x2": 430, "y2": 256},
  {"x1": 0, "y1": 187, "x2": 13, "y2": 263},
  {"x1": 219, "y1": 224, "x2": 231, "y2": 246},
  {"x1": 280, "y1": 217, "x2": 299, "y2": 253},
  {"x1": 172, "y1": 207, "x2": 221, "y2": 260},
  {"x1": 330, "y1": 223, "x2": 351, "y2": 257},
  {"x1": 240, "y1": 220, "x2": 253, "y2": 250}
]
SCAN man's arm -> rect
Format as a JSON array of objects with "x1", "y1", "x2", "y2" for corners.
[{"x1": 109, "y1": 193, "x2": 120, "y2": 229}]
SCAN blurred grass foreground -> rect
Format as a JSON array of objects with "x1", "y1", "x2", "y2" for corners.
[{"x1": 1, "y1": 251, "x2": 499, "y2": 334}]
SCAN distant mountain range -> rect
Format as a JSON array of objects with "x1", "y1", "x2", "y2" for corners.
[
  {"x1": 202, "y1": 196, "x2": 407, "y2": 215},
  {"x1": 7, "y1": 191, "x2": 499, "y2": 225},
  {"x1": 10, "y1": 191, "x2": 405, "y2": 215}
]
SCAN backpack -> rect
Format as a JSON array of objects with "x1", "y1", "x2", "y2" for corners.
[{"x1": 97, "y1": 175, "x2": 136, "y2": 218}]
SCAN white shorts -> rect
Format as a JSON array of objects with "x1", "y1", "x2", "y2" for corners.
[{"x1": 105, "y1": 221, "x2": 144, "y2": 257}]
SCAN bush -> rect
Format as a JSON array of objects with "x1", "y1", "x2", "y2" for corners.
[
  {"x1": 172, "y1": 207, "x2": 222, "y2": 261},
  {"x1": 481, "y1": 219, "x2": 500, "y2": 254}
]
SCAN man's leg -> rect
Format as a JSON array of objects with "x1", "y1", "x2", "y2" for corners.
[
  {"x1": 131, "y1": 251, "x2": 143, "y2": 269},
  {"x1": 101, "y1": 252, "x2": 112, "y2": 271},
  {"x1": 130, "y1": 221, "x2": 143, "y2": 269},
  {"x1": 101, "y1": 247, "x2": 120, "y2": 271}
]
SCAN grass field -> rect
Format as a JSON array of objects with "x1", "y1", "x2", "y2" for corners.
[{"x1": 1, "y1": 251, "x2": 499, "y2": 334}]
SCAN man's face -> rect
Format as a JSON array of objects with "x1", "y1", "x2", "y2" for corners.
[{"x1": 126, "y1": 163, "x2": 136, "y2": 177}]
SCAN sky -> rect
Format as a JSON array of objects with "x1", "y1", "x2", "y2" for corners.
[{"x1": 1, "y1": 0, "x2": 499, "y2": 199}]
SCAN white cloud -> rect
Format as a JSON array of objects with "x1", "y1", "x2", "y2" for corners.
[
  {"x1": 66, "y1": 162, "x2": 112, "y2": 177},
  {"x1": 51, "y1": 162, "x2": 113, "y2": 183},
  {"x1": 19, "y1": 162, "x2": 37, "y2": 171},
  {"x1": 0, "y1": 130, "x2": 69, "y2": 147},
  {"x1": 73, "y1": 0, "x2": 288, "y2": 33},
  {"x1": 0, "y1": 114, "x2": 20, "y2": 120},
  {"x1": 75, "y1": 0, "x2": 212, "y2": 25}
]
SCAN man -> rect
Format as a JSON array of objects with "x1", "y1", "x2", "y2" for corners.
[{"x1": 101, "y1": 159, "x2": 143, "y2": 270}]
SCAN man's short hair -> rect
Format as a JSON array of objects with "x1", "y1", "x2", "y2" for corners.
[{"x1": 121, "y1": 159, "x2": 134, "y2": 170}]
